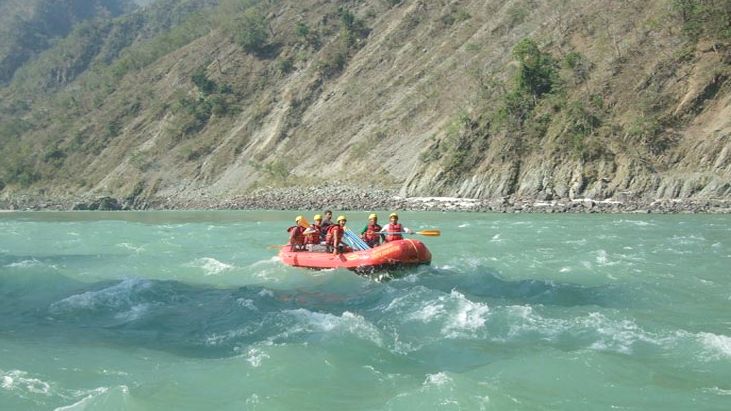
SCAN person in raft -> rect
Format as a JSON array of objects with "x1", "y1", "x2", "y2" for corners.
[
  {"x1": 379, "y1": 212, "x2": 413, "y2": 242},
  {"x1": 360, "y1": 213, "x2": 383, "y2": 248},
  {"x1": 325, "y1": 215, "x2": 347, "y2": 254},
  {"x1": 287, "y1": 215, "x2": 306, "y2": 251},
  {"x1": 319, "y1": 210, "x2": 333, "y2": 242},
  {"x1": 303, "y1": 214, "x2": 326, "y2": 252}
]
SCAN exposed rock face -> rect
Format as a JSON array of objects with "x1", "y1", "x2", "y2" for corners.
[{"x1": 72, "y1": 196, "x2": 122, "y2": 211}]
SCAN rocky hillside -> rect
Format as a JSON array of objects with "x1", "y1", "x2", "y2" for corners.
[{"x1": 0, "y1": 0, "x2": 729, "y2": 208}]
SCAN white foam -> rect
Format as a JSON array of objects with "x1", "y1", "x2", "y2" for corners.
[
  {"x1": 116, "y1": 242, "x2": 144, "y2": 253},
  {"x1": 249, "y1": 256, "x2": 280, "y2": 268},
  {"x1": 4, "y1": 259, "x2": 42, "y2": 268},
  {"x1": 286, "y1": 309, "x2": 383, "y2": 346},
  {"x1": 457, "y1": 223, "x2": 470, "y2": 228},
  {"x1": 246, "y1": 394, "x2": 261, "y2": 406},
  {"x1": 502, "y1": 308, "x2": 673, "y2": 355},
  {"x1": 559, "y1": 267, "x2": 571, "y2": 273},
  {"x1": 193, "y1": 257, "x2": 234, "y2": 276},
  {"x1": 236, "y1": 298, "x2": 258, "y2": 310},
  {"x1": 257, "y1": 289, "x2": 274, "y2": 298},
  {"x1": 703, "y1": 386, "x2": 731, "y2": 396},
  {"x1": 615, "y1": 219, "x2": 653, "y2": 227},
  {"x1": 596, "y1": 250, "x2": 609, "y2": 265},
  {"x1": 423, "y1": 372, "x2": 452, "y2": 386},
  {"x1": 0, "y1": 369, "x2": 51, "y2": 395},
  {"x1": 581, "y1": 313, "x2": 670, "y2": 355},
  {"x1": 698, "y1": 332, "x2": 731, "y2": 359},
  {"x1": 245, "y1": 348, "x2": 270, "y2": 367},
  {"x1": 442, "y1": 290, "x2": 489, "y2": 338},
  {"x1": 50, "y1": 278, "x2": 151, "y2": 313},
  {"x1": 408, "y1": 302, "x2": 446, "y2": 322},
  {"x1": 54, "y1": 386, "x2": 125, "y2": 411},
  {"x1": 114, "y1": 303, "x2": 151, "y2": 322}
]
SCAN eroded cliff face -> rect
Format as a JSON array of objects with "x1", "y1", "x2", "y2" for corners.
[{"x1": 0, "y1": 0, "x2": 729, "y2": 205}]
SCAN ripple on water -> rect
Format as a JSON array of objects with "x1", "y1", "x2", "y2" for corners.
[{"x1": 4, "y1": 258, "x2": 45, "y2": 269}]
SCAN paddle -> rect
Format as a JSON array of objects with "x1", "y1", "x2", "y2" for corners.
[{"x1": 386, "y1": 229, "x2": 441, "y2": 237}]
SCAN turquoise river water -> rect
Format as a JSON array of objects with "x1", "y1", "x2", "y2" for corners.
[{"x1": 0, "y1": 211, "x2": 729, "y2": 410}]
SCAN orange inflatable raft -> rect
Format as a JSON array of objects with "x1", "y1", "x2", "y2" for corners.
[{"x1": 278, "y1": 239, "x2": 431, "y2": 272}]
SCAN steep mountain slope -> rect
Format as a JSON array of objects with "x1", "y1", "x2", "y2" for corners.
[
  {"x1": 0, "y1": 0, "x2": 135, "y2": 84},
  {"x1": 0, "y1": 0, "x2": 729, "y2": 206}
]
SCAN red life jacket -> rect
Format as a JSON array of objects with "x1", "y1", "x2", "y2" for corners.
[
  {"x1": 363, "y1": 223, "x2": 382, "y2": 246},
  {"x1": 385, "y1": 223, "x2": 403, "y2": 242},
  {"x1": 325, "y1": 224, "x2": 343, "y2": 245},
  {"x1": 305, "y1": 224, "x2": 321, "y2": 244},
  {"x1": 288, "y1": 225, "x2": 305, "y2": 245}
]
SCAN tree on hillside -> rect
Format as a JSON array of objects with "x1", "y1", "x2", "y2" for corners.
[{"x1": 512, "y1": 38, "x2": 558, "y2": 101}]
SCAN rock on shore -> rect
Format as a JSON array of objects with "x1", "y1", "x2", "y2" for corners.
[{"x1": 1, "y1": 185, "x2": 730, "y2": 213}]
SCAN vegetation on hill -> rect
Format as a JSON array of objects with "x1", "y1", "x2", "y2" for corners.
[{"x1": 0, "y1": 0, "x2": 729, "y2": 204}]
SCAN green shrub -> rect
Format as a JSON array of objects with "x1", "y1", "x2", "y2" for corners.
[
  {"x1": 496, "y1": 90, "x2": 534, "y2": 129},
  {"x1": 295, "y1": 21, "x2": 310, "y2": 39},
  {"x1": 563, "y1": 100, "x2": 601, "y2": 155},
  {"x1": 231, "y1": 7, "x2": 269, "y2": 53},
  {"x1": 673, "y1": 0, "x2": 731, "y2": 42},
  {"x1": 563, "y1": 51, "x2": 592, "y2": 84},
  {"x1": 440, "y1": 7, "x2": 471, "y2": 26},
  {"x1": 317, "y1": 47, "x2": 348, "y2": 77},
  {"x1": 43, "y1": 148, "x2": 67, "y2": 167},
  {"x1": 278, "y1": 57, "x2": 294, "y2": 74},
  {"x1": 191, "y1": 66, "x2": 217, "y2": 95},
  {"x1": 106, "y1": 118, "x2": 122, "y2": 137},
  {"x1": 3, "y1": 155, "x2": 41, "y2": 187},
  {"x1": 512, "y1": 38, "x2": 558, "y2": 99}
]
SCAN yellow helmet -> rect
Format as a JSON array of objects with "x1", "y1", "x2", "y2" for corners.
[
  {"x1": 314, "y1": 214, "x2": 322, "y2": 221},
  {"x1": 337, "y1": 215, "x2": 347, "y2": 222},
  {"x1": 368, "y1": 213, "x2": 377, "y2": 220},
  {"x1": 389, "y1": 212, "x2": 398, "y2": 218},
  {"x1": 295, "y1": 215, "x2": 304, "y2": 222}
]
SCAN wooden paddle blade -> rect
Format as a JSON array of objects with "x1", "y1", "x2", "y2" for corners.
[
  {"x1": 416, "y1": 229, "x2": 441, "y2": 237},
  {"x1": 298, "y1": 216, "x2": 310, "y2": 228}
]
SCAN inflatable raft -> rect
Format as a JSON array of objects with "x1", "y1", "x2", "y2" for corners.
[{"x1": 278, "y1": 239, "x2": 431, "y2": 272}]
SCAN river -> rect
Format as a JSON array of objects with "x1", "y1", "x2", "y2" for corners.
[{"x1": 1, "y1": 211, "x2": 729, "y2": 410}]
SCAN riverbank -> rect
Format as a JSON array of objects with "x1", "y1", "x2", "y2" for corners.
[{"x1": 1, "y1": 186, "x2": 730, "y2": 213}]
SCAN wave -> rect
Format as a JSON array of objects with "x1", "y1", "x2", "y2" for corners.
[
  {"x1": 50, "y1": 278, "x2": 153, "y2": 314},
  {"x1": 1, "y1": 369, "x2": 51, "y2": 395},
  {"x1": 423, "y1": 372, "x2": 452, "y2": 387},
  {"x1": 115, "y1": 242, "x2": 145, "y2": 253},
  {"x1": 244, "y1": 347, "x2": 271, "y2": 368},
  {"x1": 54, "y1": 386, "x2": 130, "y2": 411},
  {"x1": 614, "y1": 219, "x2": 655, "y2": 227},
  {"x1": 697, "y1": 332, "x2": 731, "y2": 360},
  {"x1": 190, "y1": 257, "x2": 234, "y2": 276},
  {"x1": 283, "y1": 309, "x2": 384, "y2": 347},
  {"x1": 3, "y1": 258, "x2": 46, "y2": 269}
]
